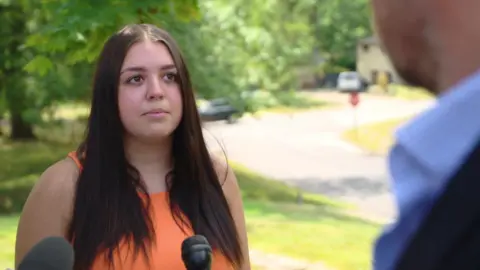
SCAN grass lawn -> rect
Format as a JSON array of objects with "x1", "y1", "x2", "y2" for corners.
[
  {"x1": 258, "y1": 95, "x2": 336, "y2": 114},
  {"x1": 234, "y1": 90, "x2": 336, "y2": 116},
  {"x1": 369, "y1": 84, "x2": 433, "y2": 101},
  {"x1": 0, "y1": 112, "x2": 380, "y2": 270},
  {"x1": 342, "y1": 117, "x2": 411, "y2": 154},
  {"x1": 388, "y1": 84, "x2": 433, "y2": 100},
  {"x1": 245, "y1": 201, "x2": 379, "y2": 269},
  {"x1": 0, "y1": 215, "x2": 16, "y2": 268}
]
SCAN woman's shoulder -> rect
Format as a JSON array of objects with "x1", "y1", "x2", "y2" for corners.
[
  {"x1": 29, "y1": 156, "x2": 80, "y2": 210},
  {"x1": 15, "y1": 156, "x2": 79, "y2": 267},
  {"x1": 210, "y1": 154, "x2": 240, "y2": 193},
  {"x1": 22, "y1": 156, "x2": 80, "y2": 226},
  {"x1": 210, "y1": 155, "x2": 230, "y2": 186},
  {"x1": 40, "y1": 156, "x2": 80, "y2": 189}
]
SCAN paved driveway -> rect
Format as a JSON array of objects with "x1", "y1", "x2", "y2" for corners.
[{"x1": 203, "y1": 93, "x2": 434, "y2": 222}]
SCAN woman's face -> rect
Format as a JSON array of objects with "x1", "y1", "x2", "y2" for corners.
[{"x1": 118, "y1": 40, "x2": 183, "y2": 142}]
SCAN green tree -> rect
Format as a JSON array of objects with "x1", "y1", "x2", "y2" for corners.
[
  {"x1": 1, "y1": 0, "x2": 200, "y2": 140},
  {"x1": 196, "y1": 0, "x2": 316, "y2": 95},
  {"x1": 309, "y1": 0, "x2": 372, "y2": 69},
  {"x1": 25, "y1": 0, "x2": 199, "y2": 72},
  {"x1": 0, "y1": 0, "x2": 35, "y2": 139},
  {"x1": 1, "y1": 0, "x2": 373, "y2": 142}
]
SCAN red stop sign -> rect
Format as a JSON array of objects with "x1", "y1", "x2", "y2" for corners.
[{"x1": 349, "y1": 92, "x2": 359, "y2": 107}]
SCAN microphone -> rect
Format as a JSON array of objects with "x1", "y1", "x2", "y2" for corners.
[
  {"x1": 17, "y1": 236, "x2": 74, "y2": 270},
  {"x1": 181, "y1": 235, "x2": 212, "y2": 270}
]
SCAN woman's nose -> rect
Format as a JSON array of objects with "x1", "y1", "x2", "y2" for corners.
[{"x1": 146, "y1": 77, "x2": 165, "y2": 100}]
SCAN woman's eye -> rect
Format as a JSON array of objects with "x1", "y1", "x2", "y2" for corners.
[
  {"x1": 127, "y1": 75, "x2": 143, "y2": 84},
  {"x1": 163, "y1": 73, "x2": 177, "y2": 82}
]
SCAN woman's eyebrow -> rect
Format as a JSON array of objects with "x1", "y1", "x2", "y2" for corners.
[{"x1": 120, "y1": 64, "x2": 176, "y2": 74}]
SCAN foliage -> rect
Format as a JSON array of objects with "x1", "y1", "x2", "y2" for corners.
[
  {"x1": 24, "y1": 0, "x2": 198, "y2": 68},
  {"x1": 199, "y1": 0, "x2": 316, "y2": 93},
  {"x1": 0, "y1": 0, "x2": 372, "y2": 140},
  {"x1": 310, "y1": 0, "x2": 373, "y2": 69}
]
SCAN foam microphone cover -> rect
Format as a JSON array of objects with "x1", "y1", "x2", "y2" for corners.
[
  {"x1": 17, "y1": 236, "x2": 74, "y2": 270},
  {"x1": 181, "y1": 235, "x2": 212, "y2": 270}
]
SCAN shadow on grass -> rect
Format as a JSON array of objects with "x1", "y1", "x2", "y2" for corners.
[
  {"x1": 231, "y1": 162, "x2": 349, "y2": 208},
  {"x1": 0, "y1": 139, "x2": 77, "y2": 213},
  {"x1": 233, "y1": 164, "x2": 381, "y2": 270},
  {"x1": 0, "y1": 141, "x2": 75, "y2": 180},
  {"x1": 289, "y1": 176, "x2": 391, "y2": 199}
]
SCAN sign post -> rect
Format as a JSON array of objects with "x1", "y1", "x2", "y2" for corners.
[{"x1": 349, "y1": 92, "x2": 360, "y2": 140}]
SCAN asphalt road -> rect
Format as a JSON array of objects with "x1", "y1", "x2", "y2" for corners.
[{"x1": 203, "y1": 93, "x2": 434, "y2": 222}]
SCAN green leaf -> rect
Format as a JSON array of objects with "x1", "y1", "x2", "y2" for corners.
[{"x1": 24, "y1": 55, "x2": 53, "y2": 76}]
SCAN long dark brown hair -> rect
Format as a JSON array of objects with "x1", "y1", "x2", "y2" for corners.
[{"x1": 67, "y1": 24, "x2": 243, "y2": 270}]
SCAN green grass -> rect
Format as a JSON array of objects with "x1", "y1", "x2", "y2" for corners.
[
  {"x1": 0, "y1": 215, "x2": 17, "y2": 268},
  {"x1": 230, "y1": 163, "x2": 347, "y2": 208},
  {"x1": 245, "y1": 201, "x2": 379, "y2": 270},
  {"x1": 369, "y1": 84, "x2": 433, "y2": 101},
  {"x1": 242, "y1": 90, "x2": 335, "y2": 115},
  {"x1": 388, "y1": 84, "x2": 433, "y2": 100},
  {"x1": 0, "y1": 108, "x2": 380, "y2": 270},
  {"x1": 342, "y1": 117, "x2": 410, "y2": 154},
  {"x1": 0, "y1": 139, "x2": 75, "y2": 213}
]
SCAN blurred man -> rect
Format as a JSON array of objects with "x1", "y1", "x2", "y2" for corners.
[{"x1": 370, "y1": 0, "x2": 480, "y2": 269}]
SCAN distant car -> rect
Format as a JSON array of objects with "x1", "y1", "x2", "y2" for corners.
[
  {"x1": 320, "y1": 73, "x2": 340, "y2": 88},
  {"x1": 197, "y1": 98, "x2": 240, "y2": 124},
  {"x1": 337, "y1": 71, "x2": 364, "y2": 92}
]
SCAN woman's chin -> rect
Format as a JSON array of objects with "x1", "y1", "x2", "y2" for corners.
[{"x1": 139, "y1": 129, "x2": 174, "y2": 143}]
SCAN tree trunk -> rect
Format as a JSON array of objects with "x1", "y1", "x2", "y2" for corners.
[
  {"x1": 9, "y1": 110, "x2": 35, "y2": 140},
  {"x1": 2, "y1": 3, "x2": 35, "y2": 140},
  {"x1": 6, "y1": 80, "x2": 36, "y2": 140}
]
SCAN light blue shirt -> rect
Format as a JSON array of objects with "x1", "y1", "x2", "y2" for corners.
[{"x1": 374, "y1": 70, "x2": 480, "y2": 270}]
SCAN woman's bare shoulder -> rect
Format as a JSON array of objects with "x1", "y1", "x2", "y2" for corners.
[
  {"x1": 210, "y1": 154, "x2": 231, "y2": 186},
  {"x1": 15, "y1": 157, "x2": 80, "y2": 267},
  {"x1": 23, "y1": 157, "x2": 80, "y2": 224},
  {"x1": 33, "y1": 157, "x2": 79, "y2": 197},
  {"x1": 209, "y1": 155, "x2": 251, "y2": 268}
]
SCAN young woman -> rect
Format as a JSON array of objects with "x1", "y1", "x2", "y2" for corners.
[{"x1": 15, "y1": 24, "x2": 250, "y2": 270}]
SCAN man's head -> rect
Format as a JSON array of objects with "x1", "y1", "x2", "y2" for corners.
[{"x1": 371, "y1": 0, "x2": 480, "y2": 94}]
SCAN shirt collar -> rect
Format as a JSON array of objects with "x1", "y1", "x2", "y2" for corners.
[{"x1": 395, "y1": 70, "x2": 480, "y2": 178}]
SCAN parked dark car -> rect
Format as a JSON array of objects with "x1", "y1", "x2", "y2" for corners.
[
  {"x1": 319, "y1": 73, "x2": 339, "y2": 88},
  {"x1": 197, "y1": 98, "x2": 240, "y2": 124}
]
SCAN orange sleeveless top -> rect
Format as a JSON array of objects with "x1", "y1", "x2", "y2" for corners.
[{"x1": 67, "y1": 152, "x2": 232, "y2": 270}]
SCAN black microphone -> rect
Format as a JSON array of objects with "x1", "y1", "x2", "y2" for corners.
[
  {"x1": 18, "y1": 236, "x2": 74, "y2": 270},
  {"x1": 181, "y1": 235, "x2": 212, "y2": 270}
]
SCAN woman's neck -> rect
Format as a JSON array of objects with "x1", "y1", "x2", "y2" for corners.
[{"x1": 123, "y1": 136, "x2": 173, "y2": 191}]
